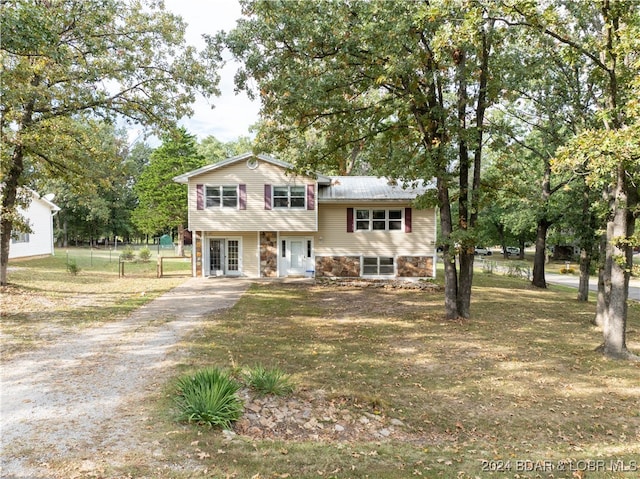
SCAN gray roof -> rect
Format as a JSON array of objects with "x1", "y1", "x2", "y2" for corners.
[{"x1": 319, "y1": 176, "x2": 430, "y2": 202}]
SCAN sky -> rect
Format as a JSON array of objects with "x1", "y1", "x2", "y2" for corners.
[{"x1": 157, "y1": 0, "x2": 260, "y2": 143}]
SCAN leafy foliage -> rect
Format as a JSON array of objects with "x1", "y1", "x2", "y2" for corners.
[
  {"x1": 119, "y1": 246, "x2": 135, "y2": 261},
  {"x1": 218, "y1": 0, "x2": 509, "y2": 319},
  {"x1": 1, "y1": 0, "x2": 220, "y2": 284},
  {"x1": 174, "y1": 368, "x2": 243, "y2": 429},
  {"x1": 131, "y1": 128, "x2": 205, "y2": 236},
  {"x1": 243, "y1": 365, "x2": 295, "y2": 397},
  {"x1": 197, "y1": 135, "x2": 254, "y2": 163},
  {"x1": 138, "y1": 247, "x2": 152, "y2": 263},
  {"x1": 65, "y1": 258, "x2": 80, "y2": 276}
]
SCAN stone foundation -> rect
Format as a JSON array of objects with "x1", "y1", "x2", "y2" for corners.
[
  {"x1": 315, "y1": 256, "x2": 361, "y2": 277},
  {"x1": 396, "y1": 256, "x2": 434, "y2": 277},
  {"x1": 260, "y1": 231, "x2": 278, "y2": 277}
]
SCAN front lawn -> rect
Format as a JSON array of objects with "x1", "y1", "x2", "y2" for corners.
[
  {"x1": 1, "y1": 247, "x2": 190, "y2": 359},
  {"x1": 126, "y1": 274, "x2": 640, "y2": 479}
]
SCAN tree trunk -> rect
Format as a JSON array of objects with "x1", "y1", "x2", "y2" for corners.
[
  {"x1": 594, "y1": 265, "x2": 607, "y2": 327},
  {"x1": 577, "y1": 247, "x2": 591, "y2": 302},
  {"x1": 62, "y1": 218, "x2": 69, "y2": 248},
  {"x1": 177, "y1": 224, "x2": 185, "y2": 257},
  {"x1": 532, "y1": 220, "x2": 549, "y2": 288},
  {"x1": 437, "y1": 177, "x2": 459, "y2": 320},
  {"x1": 458, "y1": 249, "x2": 473, "y2": 318},
  {"x1": 1, "y1": 146, "x2": 28, "y2": 286},
  {"x1": 595, "y1": 211, "x2": 613, "y2": 328},
  {"x1": 598, "y1": 166, "x2": 637, "y2": 360},
  {"x1": 455, "y1": 46, "x2": 472, "y2": 319},
  {"x1": 577, "y1": 182, "x2": 595, "y2": 302}
]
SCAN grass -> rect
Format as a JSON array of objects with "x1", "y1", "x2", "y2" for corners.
[
  {"x1": 123, "y1": 273, "x2": 639, "y2": 479},
  {"x1": 2, "y1": 255, "x2": 639, "y2": 478},
  {"x1": 1, "y1": 246, "x2": 190, "y2": 359}
]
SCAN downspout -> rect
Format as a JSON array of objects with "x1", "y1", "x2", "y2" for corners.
[{"x1": 50, "y1": 209, "x2": 59, "y2": 256}]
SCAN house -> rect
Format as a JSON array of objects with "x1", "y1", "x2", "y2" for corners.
[
  {"x1": 8, "y1": 189, "x2": 60, "y2": 260},
  {"x1": 173, "y1": 153, "x2": 437, "y2": 279}
]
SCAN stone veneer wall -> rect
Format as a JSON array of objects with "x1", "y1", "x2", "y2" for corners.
[
  {"x1": 396, "y1": 256, "x2": 434, "y2": 277},
  {"x1": 315, "y1": 256, "x2": 361, "y2": 277},
  {"x1": 260, "y1": 231, "x2": 278, "y2": 277}
]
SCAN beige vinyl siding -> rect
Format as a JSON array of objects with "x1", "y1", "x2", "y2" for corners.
[
  {"x1": 315, "y1": 203, "x2": 436, "y2": 257},
  {"x1": 188, "y1": 159, "x2": 317, "y2": 232},
  {"x1": 241, "y1": 232, "x2": 259, "y2": 277}
]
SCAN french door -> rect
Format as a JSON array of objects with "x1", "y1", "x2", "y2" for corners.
[{"x1": 209, "y1": 238, "x2": 240, "y2": 276}]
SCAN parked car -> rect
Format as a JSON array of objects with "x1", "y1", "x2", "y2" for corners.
[
  {"x1": 506, "y1": 246, "x2": 520, "y2": 256},
  {"x1": 474, "y1": 246, "x2": 492, "y2": 256}
]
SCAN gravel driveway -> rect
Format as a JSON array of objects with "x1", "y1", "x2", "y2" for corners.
[{"x1": 0, "y1": 278, "x2": 250, "y2": 479}]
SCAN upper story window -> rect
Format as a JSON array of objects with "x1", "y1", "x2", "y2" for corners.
[
  {"x1": 206, "y1": 186, "x2": 238, "y2": 208},
  {"x1": 273, "y1": 185, "x2": 306, "y2": 209},
  {"x1": 355, "y1": 209, "x2": 402, "y2": 231}
]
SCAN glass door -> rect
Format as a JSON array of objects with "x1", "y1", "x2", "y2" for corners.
[
  {"x1": 209, "y1": 239, "x2": 224, "y2": 276},
  {"x1": 226, "y1": 240, "x2": 239, "y2": 274}
]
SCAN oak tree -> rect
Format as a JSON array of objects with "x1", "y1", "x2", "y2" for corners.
[
  {"x1": 219, "y1": 0, "x2": 506, "y2": 319},
  {"x1": 510, "y1": 0, "x2": 639, "y2": 359}
]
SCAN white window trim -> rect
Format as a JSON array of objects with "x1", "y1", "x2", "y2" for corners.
[
  {"x1": 355, "y1": 208, "x2": 403, "y2": 232},
  {"x1": 361, "y1": 256, "x2": 395, "y2": 277},
  {"x1": 205, "y1": 185, "x2": 239, "y2": 209},
  {"x1": 272, "y1": 185, "x2": 306, "y2": 209},
  {"x1": 12, "y1": 232, "x2": 30, "y2": 243}
]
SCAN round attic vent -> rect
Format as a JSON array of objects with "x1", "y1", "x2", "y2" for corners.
[{"x1": 246, "y1": 158, "x2": 259, "y2": 170}]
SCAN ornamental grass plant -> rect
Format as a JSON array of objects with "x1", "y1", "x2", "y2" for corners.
[
  {"x1": 174, "y1": 367, "x2": 243, "y2": 428},
  {"x1": 243, "y1": 364, "x2": 295, "y2": 396}
]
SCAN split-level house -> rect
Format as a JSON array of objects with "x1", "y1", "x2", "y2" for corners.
[{"x1": 173, "y1": 153, "x2": 437, "y2": 279}]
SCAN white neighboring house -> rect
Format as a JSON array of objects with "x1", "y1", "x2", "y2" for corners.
[{"x1": 8, "y1": 189, "x2": 60, "y2": 260}]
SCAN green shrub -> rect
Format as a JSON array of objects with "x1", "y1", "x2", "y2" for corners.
[
  {"x1": 138, "y1": 246, "x2": 152, "y2": 262},
  {"x1": 120, "y1": 246, "x2": 135, "y2": 261},
  {"x1": 66, "y1": 258, "x2": 80, "y2": 275},
  {"x1": 174, "y1": 368, "x2": 242, "y2": 428},
  {"x1": 243, "y1": 364, "x2": 295, "y2": 397},
  {"x1": 559, "y1": 267, "x2": 576, "y2": 274}
]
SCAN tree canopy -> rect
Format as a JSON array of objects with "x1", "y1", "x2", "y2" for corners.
[
  {"x1": 0, "y1": 0, "x2": 221, "y2": 284},
  {"x1": 218, "y1": 0, "x2": 508, "y2": 319},
  {"x1": 216, "y1": 0, "x2": 639, "y2": 358},
  {"x1": 132, "y1": 128, "x2": 205, "y2": 256}
]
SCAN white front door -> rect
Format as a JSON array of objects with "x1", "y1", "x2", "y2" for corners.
[{"x1": 281, "y1": 237, "x2": 311, "y2": 276}]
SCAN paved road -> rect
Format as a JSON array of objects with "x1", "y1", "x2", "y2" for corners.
[{"x1": 545, "y1": 272, "x2": 640, "y2": 302}]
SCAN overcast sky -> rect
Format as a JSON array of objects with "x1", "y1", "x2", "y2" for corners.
[{"x1": 159, "y1": 0, "x2": 260, "y2": 143}]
